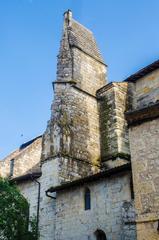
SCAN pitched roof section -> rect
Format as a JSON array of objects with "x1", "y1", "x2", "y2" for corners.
[
  {"x1": 19, "y1": 135, "x2": 42, "y2": 150},
  {"x1": 125, "y1": 59, "x2": 159, "y2": 82},
  {"x1": 65, "y1": 10, "x2": 105, "y2": 64},
  {"x1": 10, "y1": 171, "x2": 42, "y2": 183},
  {"x1": 46, "y1": 163, "x2": 131, "y2": 193}
]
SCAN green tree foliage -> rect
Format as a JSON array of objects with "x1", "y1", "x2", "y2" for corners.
[{"x1": 0, "y1": 178, "x2": 37, "y2": 240}]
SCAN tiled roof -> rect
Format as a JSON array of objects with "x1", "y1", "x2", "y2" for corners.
[
  {"x1": 68, "y1": 19, "x2": 105, "y2": 64},
  {"x1": 46, "y1": 163, "x2": 131, "y2": 193}
]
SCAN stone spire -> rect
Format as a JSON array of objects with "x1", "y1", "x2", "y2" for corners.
[
  {"x1": 42, "y1": 11, "x2": 107, "y2": 181},
  {"x1": 56, "y1": 10, "x2": 106, "y2": 91}
]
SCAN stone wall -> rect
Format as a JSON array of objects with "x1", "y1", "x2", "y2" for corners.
[
  {"x1": 126, "y1": 67, "x2": 159, "y2": 239},
  {"x1": 97, "y1": 82, "x2": 130, "y2": 169},
  {"x1": 0, "y1": 137, "x2": 42, "y2": 178},
  {"x1": 132, "y1": 68, "x2": 159, "y2": 109},
  {"x1": 129, "y1": 119, "x2": 159, "y2": 239},
  {"x1": 73, "y1": 48, "x2": 106, "y2": 96},
  {"x1": 13, "y1": 159, "x2": 58, "y2": 240},
  {"x1": 42, "y1": 12, "x2": 107, "y2": 181},
  {"x1": 38, "y1": 11, "x2": 108, "y2": 240},
  {"x1": 42, "y1": 82, "x2": 101, "y2": 182},
  {"x1": 18, "y1": 180, "x2": 38, "y2": 218},
  {"x1": 55, "y1": 172, "x2": 136, "y2": 240},
  {"x1": 38, "y1": 160, "x2": 59, "y2": 240},
  {"x1": 42, "y1": 83, "x2": 101, "y2": 163}
]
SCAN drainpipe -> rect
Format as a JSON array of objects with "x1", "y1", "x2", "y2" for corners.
[
  {"x1": 31, "y1": 175, "x2": 41, "y2": 239},
  {"x1": 45, "y1": 189, "x2": 56, "y2": 199}
]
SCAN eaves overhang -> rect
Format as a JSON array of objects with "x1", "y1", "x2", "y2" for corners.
[
  {"x1": 46, "y1": 163, "x2": 131, "y2": 194},
  {"x1": 125, "y1": 102, "x2": 159, "y2": 126},
  {"x1": 124, "y1": 59, "x2": 159, "y2": 82},
  {"x1": 10, "y1": 171, "x2": 42, "y2": 183}
]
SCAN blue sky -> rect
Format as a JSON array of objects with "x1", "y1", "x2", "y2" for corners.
[{"x1": 0, "y1": 0, "x2": 159, "y2": 159}]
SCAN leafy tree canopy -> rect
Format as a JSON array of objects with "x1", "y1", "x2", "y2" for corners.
[{"x1": 0, "y1": 178, "x2": 37, "y2": 240}]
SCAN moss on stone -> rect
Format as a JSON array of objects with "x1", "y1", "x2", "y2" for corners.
[{"x1": 99, "y1": 96, "x2": 111, "y2": 158}]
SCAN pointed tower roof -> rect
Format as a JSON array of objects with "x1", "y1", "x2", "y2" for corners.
[{"x1": 64, "y1": 10, "x2": 105, "y2": 64}]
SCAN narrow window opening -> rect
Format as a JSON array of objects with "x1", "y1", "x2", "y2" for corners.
[
  {"x1": 10, "y1": 159, "x2": 14, "y2": 177},
  {"x1": 130, "y1": 175, "x2": 134, "y2": 199},
  {"x1": 95, "y1": 229, "x2": 107, "y2": 240},
  {"x1": 84, "y1": 187, "x2": 91, "y2": 210}
]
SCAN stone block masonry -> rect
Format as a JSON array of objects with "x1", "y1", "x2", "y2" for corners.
[
  {"x1": 41, "y1": 9, "x2": 107, "y2": 181},
  {"x1": 97, "y1": 82, "x2": 131, "y2": 169},
  {"x1": 0, "y1": 136, "x2": 42, "y2": 178},
  {"x1": 39, "y1": 10, "x2": 108, "y2": 239},
  {"x1": 3, "y1": 10, "x2": 159, "y2": 240},
  {"x1": 132, "y1": 68, "x2": 159, "y2": 109},
  {"x1": 126, "y1": 65, "x2": 159, "y2": 239},
  {"x1": 129, "y1": 119, "x2": 159, "y2": 239},
  {"x1": 55, "y1": 172, "x2": 136, "y2": 240}
]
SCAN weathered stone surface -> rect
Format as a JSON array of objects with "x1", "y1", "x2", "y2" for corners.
[
  {"x1": 1, "y1": 10, "x2": 159, "y2": 240},
  {"x1": 132, "y1": 68, "x2": 159, "y2": 110},
  {"x1": 41, "y1": 10, "x2": 107, "y2": 184},
  {"x1": 0, "y1": 136, "x2": 42, "y2": 178},
  {"x1": 97, "y1": 82, "x2": 131, "y2": 168},
  {"x1": 129, "y1": 119, "x2": 159, "y2": 239},
  {"x1": 55, "y1": 173, "x2": 135, "y2": 240},
  {"x1": 126, "y1": 66, "x2": 159, "y2": 240}
]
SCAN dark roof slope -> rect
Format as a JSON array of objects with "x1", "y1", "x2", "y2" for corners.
[
  {"x1": 68, "y1": 19, "x2": 105, "y2": 64},
  {"x1": 125, "y1": 102, "x2": 159, "y2": 126},
  {"x1": 125, "y1": 59, "x2": 159, "y2": 82},
  {"x1": 19, "y1": 135, "x2": 42, "y2": 150},
  {"x1": 10, "y1": 171, "x2": 42, "y2": 183},
  {"x1": 46, "y1": 163, "x2": 131, "y2": 193}
]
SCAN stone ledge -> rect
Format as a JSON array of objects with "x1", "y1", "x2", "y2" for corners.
[
  {"x1": 41, "y1": 154, "x2": 100, "y2": 167},
  {"x1": 125, "y1": 102, "x2": 159, "y2": 126},
  {"x1": 10, "y1": 171, "x2": 42, "y2": 183},
  {"x1": 102, "y1": 152, "x2": 131, "y2": 162},
  {"x1": 52, "y1": 81, "x2": 97, "y2": 99}
]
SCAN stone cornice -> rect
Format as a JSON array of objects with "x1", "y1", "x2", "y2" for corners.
[
  {"x1": 52, "y1": 81, "x2": 97, "y2": 99},
  {"x1": 125, "y1": 102, "x2": 159, "y2": 126},
  {"x1": 41, "y1": 154, "x2": 100, "y2": 167}
]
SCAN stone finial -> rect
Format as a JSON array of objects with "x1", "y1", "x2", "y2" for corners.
[{"x1": 63, "y1": 9, "x2": 72, "y2": 26}]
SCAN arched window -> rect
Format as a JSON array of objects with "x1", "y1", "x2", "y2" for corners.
[
  {"x1": 95, "y1": 229, "x2": 107, "y2": 240},
  {"x1": 84, "y1": 187, "x2": 91, "y2": 210}
]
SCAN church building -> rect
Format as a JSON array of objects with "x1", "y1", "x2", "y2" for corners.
[{"x1": 1, "y1": 10, "x2": 159, "y2": 240}]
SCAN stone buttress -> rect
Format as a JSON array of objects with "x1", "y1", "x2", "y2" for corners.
[
  {"x1": 96, "y1": 82, "x2": 133, "y2": 169},
  {"x1": 38, "y1": 11, "x2": 107, "y2": 239},
  {"x1": 41, "y1": 10, "x2": 107, "y2": 183}
]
